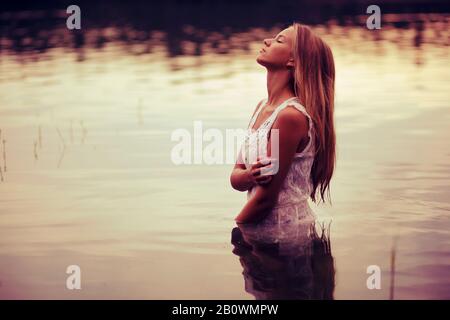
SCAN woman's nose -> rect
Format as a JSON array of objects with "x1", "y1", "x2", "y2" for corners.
[{"x1": 263, "y1": 38, "x2": 271, "y2": 47}]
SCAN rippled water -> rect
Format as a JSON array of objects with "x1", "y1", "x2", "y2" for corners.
[{"x1": 0, "y1": 8, "x2": 449, "y2": 299}]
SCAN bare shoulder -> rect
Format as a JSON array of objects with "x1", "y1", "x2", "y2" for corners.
[{"x1": 273, "y1": 104, "x2": 309, "y2": 133}]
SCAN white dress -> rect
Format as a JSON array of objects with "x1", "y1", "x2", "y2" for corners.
[{"x1": 238, "y1": 96, "x2": 317, "y2": 245}]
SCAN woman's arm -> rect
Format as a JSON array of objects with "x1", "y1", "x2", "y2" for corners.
[
  {"x1": 230, "y1": 155, "x2": 254, "y2": 191},
  {"x1": 230, "y1": 157, "x2": 273, "y2": 192},
  {"x1": 234, "y1": 106, "x2": 309, "y2": 224}
]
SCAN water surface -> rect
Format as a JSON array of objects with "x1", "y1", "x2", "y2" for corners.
[{"x1": 0, "y1": 6, "x2": 449, "y2": 299}]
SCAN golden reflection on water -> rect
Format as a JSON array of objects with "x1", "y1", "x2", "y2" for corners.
[{"x1": 0, "y1": 13, "x2": 449, "y2": 299}]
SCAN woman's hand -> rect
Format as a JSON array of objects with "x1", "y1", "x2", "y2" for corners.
[{"x1": 248, "y1": 157, "x2": 275, "y2": 186}]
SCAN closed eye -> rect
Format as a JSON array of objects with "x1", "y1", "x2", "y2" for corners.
[{"x1": 276, "y1": 35, "x2": 285, "y2": 43}]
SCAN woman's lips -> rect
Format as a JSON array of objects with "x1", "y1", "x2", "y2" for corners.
[{"x1": 259, "y1": 48, "x2": 266, "y2": 53}]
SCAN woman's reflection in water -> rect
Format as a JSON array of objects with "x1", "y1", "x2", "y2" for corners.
[{"x1": 231, "y1": 221, "x2": 335, "y2": 300}]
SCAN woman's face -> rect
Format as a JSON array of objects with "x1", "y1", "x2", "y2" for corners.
[{"x1": 256, "y1": 26, "x2": 295, "y2": 69}]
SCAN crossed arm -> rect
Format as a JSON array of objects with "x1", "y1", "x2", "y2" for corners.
[{"x1": 230, "y1": 106, "x2": 309, "y2": 224}]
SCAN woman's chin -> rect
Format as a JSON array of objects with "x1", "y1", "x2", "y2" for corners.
[{"x1": 256, "y1": 55, "x2": 267, "y2": 66}]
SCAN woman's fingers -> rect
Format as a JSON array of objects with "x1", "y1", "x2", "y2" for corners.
[
  {"x1": 251, "y1": 162, "x2": 263, "y2": 170},
  {"x1": 251, "y1": 158, "x2": 272, "y2": 170},
  {"x1": 256, "y1": 173, "x2": 272, "y2": 181},
  {"x1": 251, "y1": 164, "x2": 275, "y2": 177},
  {"x1": 252, "y1": 167, "x2": 264, "y2": 176},
  {"x1": 249, "y1": 158, "x2": 276, "y2": 185},
  {"x1": 256, "y1": 175, "x2": 272, "y2": 185}
]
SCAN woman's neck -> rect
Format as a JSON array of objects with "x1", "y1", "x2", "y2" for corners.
[{"x1": 266, "y1": 69, "x2": 295, "y2": 108}]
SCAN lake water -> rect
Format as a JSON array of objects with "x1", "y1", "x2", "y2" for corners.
[{"x1": 0, "y1": 6, "x2": 449, "y2": 299}]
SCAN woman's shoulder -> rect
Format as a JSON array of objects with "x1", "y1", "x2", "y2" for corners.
[
  {"x1": 284, "y1": 99, "x2": 309, "y2": 116},
  {"x1": 275, "y1": 103, "x2": 310, "y2": 131},
  {"x1": 268, "y1": 107, "x2": 309, "y2": 147}
]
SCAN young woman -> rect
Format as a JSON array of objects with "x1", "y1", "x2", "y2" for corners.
[{"x1": 230, "y1": 23, "x2": 336, "y2": 237}]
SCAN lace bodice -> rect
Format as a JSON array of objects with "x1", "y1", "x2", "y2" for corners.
[{"x1": 238, "y1": 96, "x2": 317, "y2": 241}]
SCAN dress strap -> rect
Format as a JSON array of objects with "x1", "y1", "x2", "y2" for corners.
[
  {"x1": 252, "y1": 96, "x2": 298, "y2": 133},
  {"x1": 266, "y1": 97, "x2": 298, "y2": 125},
  {"x1": 248, "y1": 98, "x2": 267, "y2": 129}
]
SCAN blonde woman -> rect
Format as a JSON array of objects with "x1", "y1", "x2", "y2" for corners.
[{"x1": 230, "y1": 23, "x2": 336, "y2": 243}]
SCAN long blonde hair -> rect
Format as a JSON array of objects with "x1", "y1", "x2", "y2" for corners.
[{"x1": 291, "y1": 22, "x2": 336, "y2": 203}]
